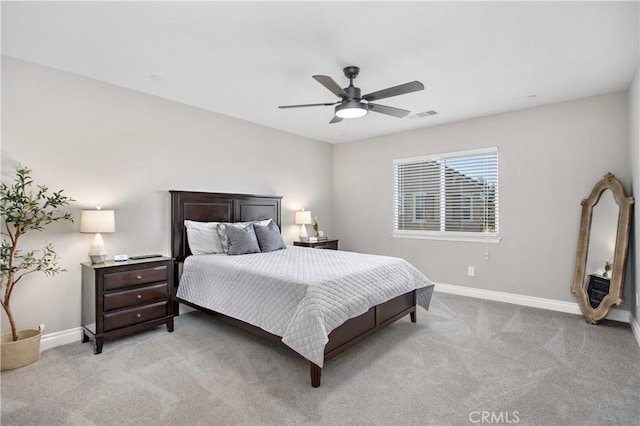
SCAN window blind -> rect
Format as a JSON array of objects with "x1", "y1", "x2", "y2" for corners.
[{"x1": 393, "y1": 148, "x2": 498, "y2": 237}]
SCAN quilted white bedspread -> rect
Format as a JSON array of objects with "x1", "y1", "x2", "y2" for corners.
[{"x1": 177, "y1": 246, "x2": 434, "y2": 366}]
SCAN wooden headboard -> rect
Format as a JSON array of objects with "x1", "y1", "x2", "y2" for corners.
[{"x1": 170, "y1": 191, "x2": 282, "y2": 263}]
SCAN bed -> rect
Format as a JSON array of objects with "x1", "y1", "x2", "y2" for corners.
[{"x1": 170, "y1": 190, "x2": 434, "y2": 387}]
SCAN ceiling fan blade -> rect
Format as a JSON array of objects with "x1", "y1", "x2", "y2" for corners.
[
  {"x1": 313, "y1": 75, "x2": 349, "y2": 98},
  {"x1": 363, "y1": 81, "x2": 424, "y2": 102},
  {"x1": 368, "y1": 103, "x2": 411, "y2": 118},
  {"x1": 279, "y1": 102, "x2": 337, "y2": 109},
  {"x1": 329, "y1": 116, "x2": 343, "y2": 124}
]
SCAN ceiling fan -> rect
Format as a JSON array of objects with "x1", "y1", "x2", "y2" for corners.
[{"x1": 278, "y1": 66, "x2": 424, "y2": 124}]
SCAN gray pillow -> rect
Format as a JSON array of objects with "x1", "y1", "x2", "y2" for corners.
[
  {"x1": 254, "y1": 220, "x2": 287, "y2": 252},
  {"x1": 223, "y1": 223, "x2": 261, "y2": 255},
  {"x1": 217, "y1": 220, "x2": 272, "y2": 253}
]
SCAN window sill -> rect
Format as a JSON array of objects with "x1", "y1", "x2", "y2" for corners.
[{"x1": 392, "y1": 230, "x2": 501, "y2": 244}]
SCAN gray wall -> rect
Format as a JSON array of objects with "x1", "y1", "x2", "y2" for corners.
[
  {"x1": 334, "y1": 92, "x2": 630, "y2": 306},
  {"x1": 2, "y1": 54, "x2": 636, "y2": 338},
  {"x1": 1, "y1": 57, "x2": 334, "y2": 335}
]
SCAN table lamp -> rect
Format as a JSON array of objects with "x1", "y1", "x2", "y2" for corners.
[
  {"x1": 295, "y1": 210, "x2": 312, "y2": 240},
  {"x1": 80, "y1": 205, "x2": 115, "y2": 263}
]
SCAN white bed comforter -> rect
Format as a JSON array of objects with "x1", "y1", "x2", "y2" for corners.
[{"x1": 177, "y1": 246, "x2": 434, "y2": 366}]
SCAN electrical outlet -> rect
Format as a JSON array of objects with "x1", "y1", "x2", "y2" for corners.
[{"x1": 468, "y1": 266, "x2": 475, "y2": 277}]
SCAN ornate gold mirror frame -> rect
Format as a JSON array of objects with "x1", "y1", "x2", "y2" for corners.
[{"x1": 572, "y1": 173, "x2": 634, "y2": 324}]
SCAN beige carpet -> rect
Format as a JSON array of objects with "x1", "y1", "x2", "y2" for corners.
[{"x1": 1, "y1": 292, "x2": 639, "y2": 425}]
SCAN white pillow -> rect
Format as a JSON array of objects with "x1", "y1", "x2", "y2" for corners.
[{"x1": 185, "y1": 220, "x2": 224, "y2": 255}]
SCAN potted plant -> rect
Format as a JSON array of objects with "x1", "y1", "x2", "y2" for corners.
[
  {"x1": 0, "y1": 165, "x2": 73, "y2": 370},
  {"x1": 603, "y1": 260, "x2": 613, "y2": 278},
  {"x1": 312, "y1": 216, "x2": 320, "y2": 238}
]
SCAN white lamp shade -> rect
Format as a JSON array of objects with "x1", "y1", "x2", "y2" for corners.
[
  {"x1": 80, "y1": 210, "x2": 115, "y2": 233},
  {"x1": 295, "y1": 210, "x2": 312, "y2": 225}
]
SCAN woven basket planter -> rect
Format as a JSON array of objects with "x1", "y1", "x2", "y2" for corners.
[{"x1": 1, "y1": 324, "x2": 44, "y2": 371}]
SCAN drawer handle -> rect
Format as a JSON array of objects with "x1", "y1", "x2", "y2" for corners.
[
  {"x1": 136, "y1": 275, "x2": 142, "y2": 280},
  {"x1": 136, "y1": 313, "x2": 142, "y2": 319},
  {"x1": 136, "y1": 294, "x2": 142, "y2": 299}
]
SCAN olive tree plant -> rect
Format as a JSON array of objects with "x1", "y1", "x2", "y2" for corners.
[{"x1": 0, "y1": 166, "x2": 73, "y2": 341}]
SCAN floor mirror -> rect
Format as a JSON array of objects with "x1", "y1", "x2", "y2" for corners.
[{"x1": 571, "y1": 172, "x2": 634, "y2": 324}]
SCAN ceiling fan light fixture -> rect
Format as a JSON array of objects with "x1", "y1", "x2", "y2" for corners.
[
  {"x1": 279, "y1": 66, "x2": 424, "y2": 123},
  {"x1": 335, "y1": 101, "x2": 368, "y2": 119}
]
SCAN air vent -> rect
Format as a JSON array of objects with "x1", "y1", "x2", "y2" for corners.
[{"x1": 416, "y1": 110, "x2": 438, "y2": 117}]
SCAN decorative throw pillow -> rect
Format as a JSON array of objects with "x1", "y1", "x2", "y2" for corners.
[
  {"x1": 224, "y1": 223, "x2": 261, "y2": 255},
  {"x1": 185, "y1": 220, "x2": 224, "y2": 255},
  {"x1": 254, "y1": 220, "x2": 286, "y2": 252},
  {"x1": 217, "y1": 219, "x2": 272, "y2": 253}
]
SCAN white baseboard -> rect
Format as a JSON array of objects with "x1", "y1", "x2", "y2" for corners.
[
  {"x1": 38, "y1": 306, "x2": 195, "y2": 353},
  {"x1": 434, "y1": 282, "x2": 631, "y2": 323},
  {"x1": 40, "y1": 327, "x2": 84, "y2": 352},
  {"x1": 38, "y1": 287, "x2": 639, "y2": 351}
]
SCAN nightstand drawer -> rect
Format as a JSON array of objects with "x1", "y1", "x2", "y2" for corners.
[
  {"x1": 294, "y1": 239, "x2": 339, "y2": 250},
  {"x1": 589, "y1": 276, "x2": 610, "y2": 292},
  {"x1": 103, "y1": 265, "x2": 168, "y2": 291},
  {"x1": 103, "y1": 301, "x2": 168, "y2": 332},
  {"x1": 104, "y1": 283, "x2": 168, "y2": 312},
  {"x1": 312, "y1": 241, "x2": 338, "y2": 250}
]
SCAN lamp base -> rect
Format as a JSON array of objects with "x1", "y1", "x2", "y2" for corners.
[
  {"x1": 88, "y1": 233, "x2": 108, "y2": 264},
  {"x1": 89, "y1": 254, "x2": 107, "y2": 264},
  {"x1": 299, "y1": 224, "x2": 309, "y2": 240}
]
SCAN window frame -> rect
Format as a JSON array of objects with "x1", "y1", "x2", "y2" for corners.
[
  {"x1": 393, "y1": 147, "x2": 501, "y2": 244},
  {"x1": 410, "y1": 192, "x2": 436, "y2": 224}
]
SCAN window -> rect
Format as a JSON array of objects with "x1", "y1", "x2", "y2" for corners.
[
  {"x1": 393, "y1": 147, "x2": 499, "y2": 242},
  {"x1": 411, "y1": 192, "x2": 436, "y2": 223}
]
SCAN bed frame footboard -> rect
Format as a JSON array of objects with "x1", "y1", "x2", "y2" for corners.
[
  {"x1": 176, "y1": 289, "x2": 416, "y2": 387},
  {"x1": 311, "y1": 290, "x2": 417, "y2": 387}
]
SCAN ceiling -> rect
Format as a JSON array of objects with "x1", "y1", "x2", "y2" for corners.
[{"x1": 2, "y1": 1, "x2": 638, "y2": 144}]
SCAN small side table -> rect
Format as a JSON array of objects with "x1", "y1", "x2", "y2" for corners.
[{"x1": 294, "y1": 239, "x2": 339, "y2": 250}]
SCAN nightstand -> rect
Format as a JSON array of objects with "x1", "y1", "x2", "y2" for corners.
[
  {"x1": 587, "y1": 274, "x2": 610, "y2": 309},
  {"x1": 81, "y1": 257, "x2": 174, "y2": 354},
  {"x1": 294, "y1": 239, "x2": 339, "y2": 250}
]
